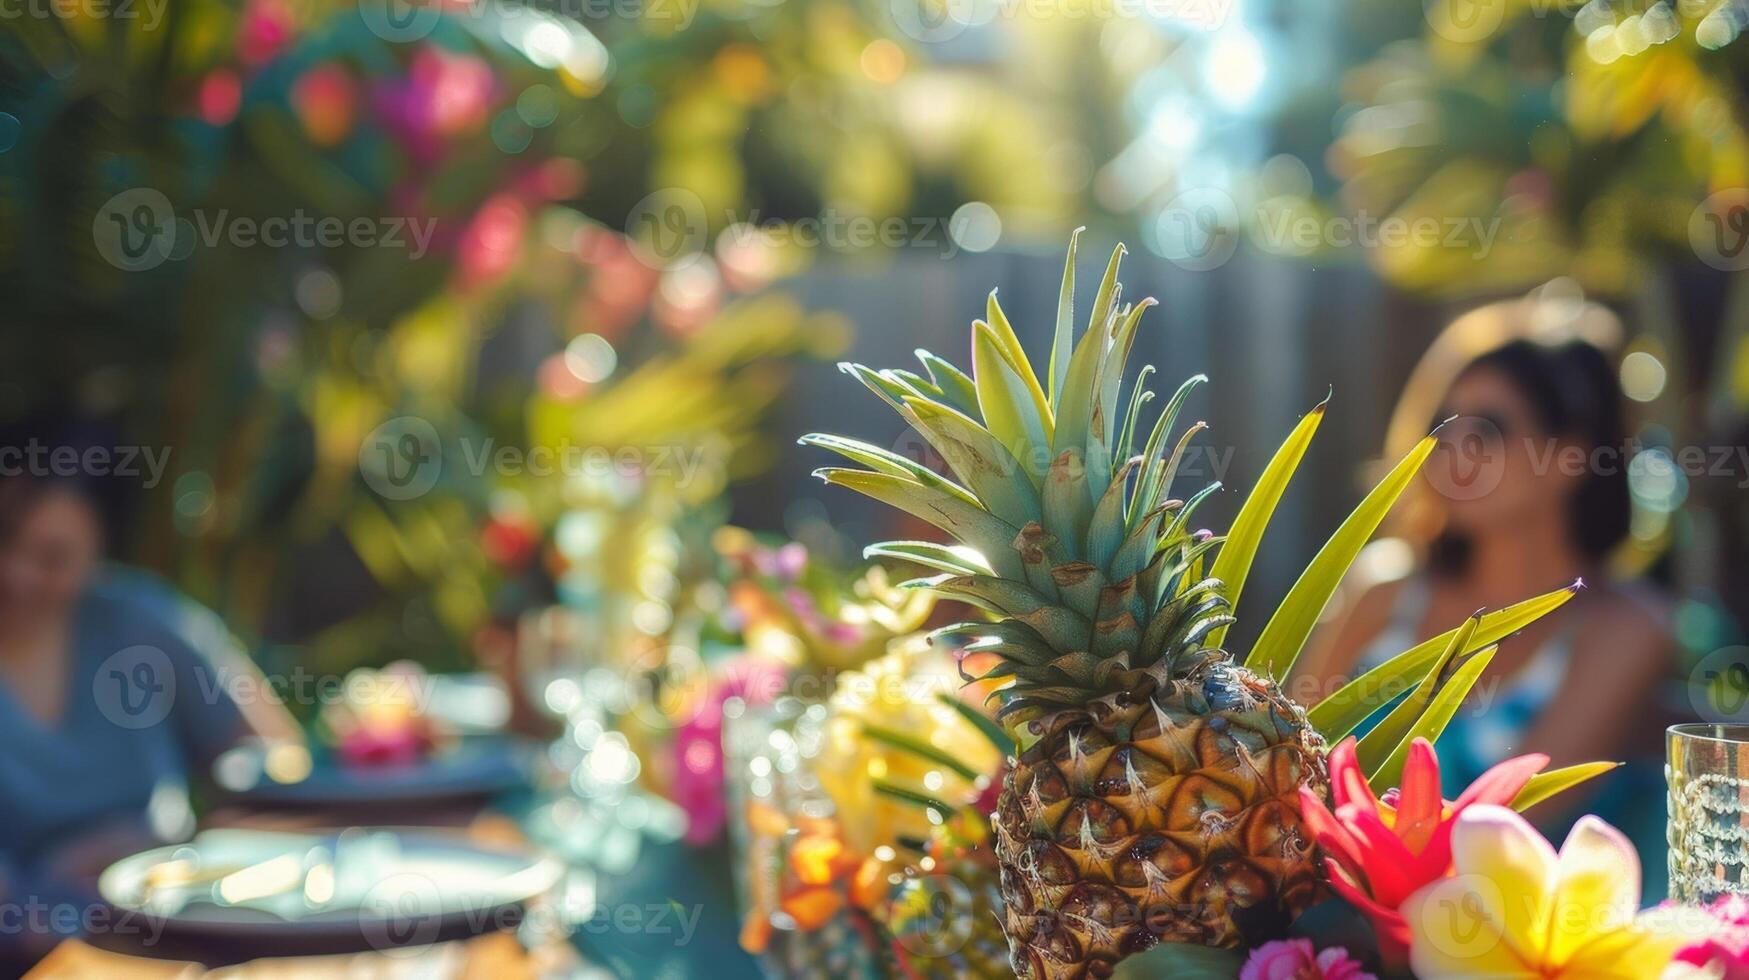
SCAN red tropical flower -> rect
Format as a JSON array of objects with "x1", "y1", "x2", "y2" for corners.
[{"x1": 1298, "y1": 736, "x2": 1549, "y2": 959}]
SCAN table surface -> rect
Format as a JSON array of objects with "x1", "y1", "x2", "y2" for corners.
[{"x1": 28, "y1": 802, "x2": 764, "y2": 979}]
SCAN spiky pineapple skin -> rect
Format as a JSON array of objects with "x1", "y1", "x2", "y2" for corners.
[{"x1": 993, "y1": 660, "x2": 1327, "y2": 979}]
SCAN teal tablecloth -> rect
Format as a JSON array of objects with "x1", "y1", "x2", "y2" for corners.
[{"x1": 571, "y1": 833, "x2": 762, "y2": 979}]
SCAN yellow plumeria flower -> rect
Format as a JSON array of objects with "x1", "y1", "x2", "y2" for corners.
[{"x1": 1403, "y1": 804, "x2": 1697, "y2": 978}]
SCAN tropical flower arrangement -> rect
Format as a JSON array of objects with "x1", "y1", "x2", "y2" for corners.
[
  {"x1": 666, "y1": 533, "x2": 947, "y2": 845},
  {"x1": 727, "y1": 236, "x2": 1747, "y2": 978}
]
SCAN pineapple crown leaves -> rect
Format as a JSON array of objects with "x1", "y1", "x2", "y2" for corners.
[
  {"x1": 806, "y1": 235, "x2": 1582, "y2": 752},
  {"x1": 805, "y1": 235, "x2": 1235, "y2": 730}
]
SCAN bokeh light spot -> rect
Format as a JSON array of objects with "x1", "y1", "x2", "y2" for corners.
[
  {"x1": 294, "y1": 268, "x2": 342, "y2": 319},
  {"x1": 860, "y1": 40, "x2": 906, "y2": 84},
  {"x1": 517, "y1": 85, "x2": 559, "y2": 128},
  {"x1": 948, "y1": 202, "x2": 1001, "y2": 253},
  {"x1": 491, "y1": 111, "x2": 534, "y2": 153},
  {"x1": 1620, "y1": 350, "x2": 1667, "y2": 402},
  {"x1": 564, "y1": 333, "x2": 617, "y2": 383}
]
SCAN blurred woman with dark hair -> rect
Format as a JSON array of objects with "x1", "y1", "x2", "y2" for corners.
[
  {"x1": 1303, "y1": 286, "x2": 1673, "y2": 893},
  {"x1": 0, "y1": 453, "x2": 297, "y2": 969}
]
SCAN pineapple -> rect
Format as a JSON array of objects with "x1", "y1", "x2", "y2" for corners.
[{"x1": 805, "y1": 234, "x2": 1580, "y2": 977}]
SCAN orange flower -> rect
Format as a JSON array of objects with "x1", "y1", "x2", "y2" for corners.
[{"x1": 739, "y1": 807, "x2": 884, "y2": 953}]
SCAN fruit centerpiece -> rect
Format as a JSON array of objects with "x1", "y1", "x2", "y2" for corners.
[{"x1": 781, "y1": 234, "x2": 1645, "y2": 978}]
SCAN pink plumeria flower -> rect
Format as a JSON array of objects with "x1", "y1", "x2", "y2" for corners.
[
  {"x1": 1240, "y1": 938, "x2": 1376, "y2": 980},
  {"x1": 1667, "y1": 895, "x2": 1749, "y2": 979}
]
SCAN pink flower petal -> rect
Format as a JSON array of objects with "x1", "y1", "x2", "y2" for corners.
[
  {"x1": 1336, "y1": 802, "x2": 1420, "y2": 903},
  {"x1": 1451, "y1": 752, "x2": 1548, "y2": 811},
  {"x1": 1328, "y1": 738, "x2": 1379, "y2": 811},
  {"x1": 1300, "y1": 788, "x2": 1368, "y2": 871},
  {"x1": 1394, "y1": 738, "x2": 1444, "y2": 852}
]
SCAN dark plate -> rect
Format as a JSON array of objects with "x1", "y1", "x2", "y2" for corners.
[
  {"x1": 219, "y1": 736, "x2": 536, "y2": 810},
  {"x1": 94, "y1": 827, "x2": 563, "y2": 964}
]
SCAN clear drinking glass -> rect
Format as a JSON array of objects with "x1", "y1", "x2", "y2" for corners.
[{"x1": 1668, "y1": 723, "x2": 1749, "y2": 903}]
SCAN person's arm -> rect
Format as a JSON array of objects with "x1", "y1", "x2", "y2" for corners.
[
  {"x1": 160, "y1": 630, "x2": 252, "y2": 772},
  {"x1": 1521, "y1": 600, "x2": 1671, "y2": 771},
  {"x1": 186, "y1": 642, "x2": 301, "y2": 747},
  {"x1": 100, "y1": 568, "x2": 301, "y2": 748}
]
